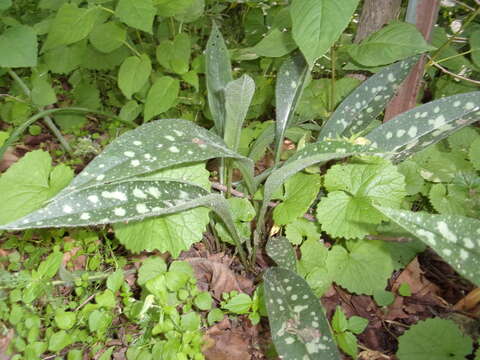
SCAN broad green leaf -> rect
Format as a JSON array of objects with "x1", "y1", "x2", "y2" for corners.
[
  {"x1": 470, "y1": 138, "x2": 480, "y2": 170},
  {"x1": 156, "y1": 0, "x2": 195, "y2": 17},
  {"x1": 266, "y1": 236, "x2": 297, "y2": 271},
  {"x1": 31, "y1": 71, "x2": 56, "y2": 107},
  {"x1": 397, "y1": 318, "x2": 473, "y2": 360},
  {"x1": 273, "y1": 172, "x2": 321, "y2": 226},
  {"x1": 174, "y1": 0, "x2": 204, "y2": 23},
  {"x1": 106, "y1": 269, "x2": 124, "y2": 292},
  {"x1": 263, "y1": 267, "x2": 341, "y2": 360},
  {"x1": 0, "y1": 150, "x2": 73, "y2": 225},
  {"x1": 274, "y1": 52, "x2": 308, "y2": 162},
  {"x1": 335, "y1": 332, "x2": 358, "y2": 358},
  {"x1": 156, "y1": 33, "x2": 191, "y2": 74},
  {"x1": 431, "y1": 28, "x2": 471, "y2": 72},
  {"x1": 44, "y1": 43, "x2": 85, "y2": 74},
  {"x1": 224, "y1": 74, "x2": 255, "y2": 152},
  {"x1": 285, "y1": 218, "x2": 321, "y2": 245},
  {"x1": 366, "y1": 92, "x2": 480, "y2": 163},
  {"x1": 205, "y1": 23, "x2": 232, "y2": 135},
  {"x1": 0, "y1": 0, "x2": 11, "y2": 11},
  {"x1": 138, "y1": 257, "x2": 167, "y2": 285},
  {"x1": 429, "y1": 183, "x2": 479, "y2": 218},
  {"x1": 318, "y1": 56, "x2": 418, "y2": 140},
  {"x1": 43, "y1": 3, "x2": 99, "y2": 51},
  {"x1": 326, "y1": 241, "x2": 395, "y2": 295},
  {"x1": 0, "y1": 25, "x2": 37, "y2": 67},
  {"x1": 374, "y1": 206, "x2": 480, "y2": 286},
  {"x1": 215, "y1": 197, "x2": 255, "y2": 245},
  {"x1": 89, "y1": 21, "x2": 126, "y2": 53},
  {"x1": 53, "y1": 119, "x2": 253, "y2": 197},
  {"x1": 119, "y1": 100, "x2": 142, "y2": 123},
  {"x1": 115, "y1": 0, "x2": 155, "y2": 33},
  {"x1": 81, "y1": 44, "x2": 129, "y2": 71},
  {"x1": 48, "y1": 331, "x2": 73, "y2": 352},
  {"x1": 470, "y1": 30, "x2": 480, "y2": 68},
  {"x1": 54, "y1": 310, "x2": 76, "y2": 330},
  {"x1": 241, "y1": 28, "x2": 297, "y2": 59},
  {"x1": 256, "y1": 141, "x2": 377, "y2": 239},
  {"x1": 316, "y1": 158, "x2": 406, "y2": 239},
  {"x1": 222, "y1": 293, "x2": 252, "y2": 314},
  {"x1": 290, "y1": 0, "x2": 360, "y2": 67},
  {"x1": 114, "y1": 163, "x2": 211, "y2": 256},
  {"x1": 348, "y1": 22, "x2": 435, "y2": 67},
  {"x1": 397, "y1": 161, "x2": 425, "y2": 195},
  {"x1": 118, "y1": 54, "x2": 152, "y2": 99},
  {"x1": 144, "y1": 76, "x2": 180, "y2": 121}
]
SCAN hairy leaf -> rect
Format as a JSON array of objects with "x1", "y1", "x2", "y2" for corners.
[
  {"x1": 366, "y1": 92, "x2": 480, "y2": 163},
  {"x1": 319, "y1": 57, "x2": 418, "y2": 140},
  {"x1": 375, "y1": 206, "x2": 480, "y2": 286},
  {"x1": 266, "y1": 237, "x2": 297, "y2": 271},
  {"x1": 0, "y1": 25, "x2": 37, "y2": 67},
  {"x1": 275, "y1": 52, "x2": 309, "y2": 162},
  {"x1": 115, "y1": 0, "x2": 155, "y2": 33},
  {"x1": 264, "y1": 267, "x2": 341, "y2": 360},
  {"x1": 290, "y1": 0, "x2": 360, "y2": 67},
  {"x1": 205, "y1": 23, "x2": 232, "y2": 135}
]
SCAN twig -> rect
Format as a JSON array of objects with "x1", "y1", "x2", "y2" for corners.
[
  {"x1": 75, "y1": 293, "x2": 96, "y2": 311},
  {"x1": 428, "y1": 55, "x2": 480, "y2": 85}
]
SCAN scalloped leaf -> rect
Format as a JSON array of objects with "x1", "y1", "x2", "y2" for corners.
[
  {"x1": 266, "y1": 236, "x2": 297, "y2": 271},
  {"x1": 318, "y1": 56, "x2": 419, "y2": 141},
  {"x1": 366, "y1": 92, "x2": 480, "y2": 163},
  {"x1": 55, "y1": 119, "x2": 253, "y2": 198},
  {"x1": 375, "y1": 206, "x2": 480, "y2": 286},
  {"x1": 264, "y1": 267, "x2": 341, "y2": 360},
  {"x1": 275, "y1": 52, "x2": 309, "y2": 162}
]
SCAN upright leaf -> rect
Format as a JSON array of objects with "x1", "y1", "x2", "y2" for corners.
[
  {"x1": 224, "y1": 75, "x2": 255, "y2": 152},
  {"x1": 205, "y1": 23, "x2": 232, "y2": 135},
  {"x1": 43, "y1": 3, "x2": 99, "y2": 51},
  {"x1": 275, "y1": 52, "x2": 309, "y2": 162},
  {"x1": 318, "y1": 57, "x2": 419, "y2": 140},
  {"x1": 366, "y1": 92, "x2": 480, "y2": 163},
  {"x1": 118, "y1": 54, "x2": 152, "y2": 99},
  {"x1": 89, "y1": 22, "x2": 126, "y2": 53},
  {"x1": 266, "y1": 237, "x2": 297, "y2": 271},
  {"x1": 264, "y1": 267, "x2": 341, "y2": 360},
  {"x1": 54, "y1": 119, "x2": 253, "y2": 197},
  {"x1": 115, "y1": 0, "x2": 155, "y2": 33},
  {"x1": 290, "y1": 0, "x2": 360, "y2": 67},
  {"x1": 347, "y1": 22, "x2": 436, "y2": 67},
  {"x1": 0, "y1": 25, "x2": 37, "y2": 67},
  {"x1": 144, "y1": 76, "x2": 180, "y2": 121},
  {"x1": 375, "y1": 206, "x2": 480, "y2": 287}
]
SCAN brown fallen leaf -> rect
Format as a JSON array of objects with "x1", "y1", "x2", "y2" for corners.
[
  {"x1": 185, "y1": 257, "x2": 253, "y2": 299},
  {"x1": 0, "y1": 147, "x2": 19, "y2": 172},
  {"x1": 203, "y1": 318, "x2": 252, "y2": 360}
]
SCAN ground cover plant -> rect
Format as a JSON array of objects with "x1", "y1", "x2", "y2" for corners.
[{"x1": 1, "y1": 0, "x2": 480, "y2": 359}]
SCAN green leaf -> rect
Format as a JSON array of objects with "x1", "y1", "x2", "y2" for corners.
[
  {"x1": 316, "y1": 158, "x2": 406, "y2": 239},
  {"x1": 54, "y1": 310, "x2": 76, "y2": 330},
  {"x1": 397, "y1": 160, "x2": 425, "y2": 195},
  {"x1": 318, "y1": 57, "x2": 418, "y2": 140},
  {"x1": 156, "y1": 0, "x2": 195, "y2": 17},
  {"x1": 194, "y1": 292, "x2": 213, "y2": 311},
  {"x1": 290, "y1": 0, "x2": 360, "y2": 67},
  {"x1": 88, "y1": 309, "x2": 112, "y2": 335},
  {"x1": 138, "y1": 257, "x2": 167, "y2": 285},
  {"x1": 326, "y1": 241, "x2": 395, "y2": 295},
  {"x1": 144, "y1": 76, "x2": 180, "y2": 121},
  {"x1": 43, "y1": 3, "x2": 99, "y2": 51},
  {"x1": 119, "y1": 100, "x2": 142, "y2": 123},
  {"x1": 174, "y1": 0, "x2": 204, "y2": 23},
  {"x1": 89, "y1": 21, "x2": 126, "y2": 53},
  {"x1": 332, "y1": 307, "x2": 348, "y2": 333},
  {"x1": 0, "y1": 0, "x2": 11, "y2": 11},
  {"x1": 44, "y1": 43, "x2": 85, "y2": 74},
  {"x1": 374, "y1": 206, "x2": 480, "y2": 287},
  {"x1": 95, "y1": 290, "x2": 116, "y2": 309},
  {"x1": 263, "y1": 267, "x2": 341, "y2": 360},
  {"x1": 470, "y1": 30, "x2": 480, "y2": 68},
  {"x1": 31, "y1": 71, "x2": 56, "y2": 107},
  {"x1": 397, "y1": 318, "x2": 473, "y2": 360},
  {"x1": 0, "y1": 150, "x2": 73, "y2": 225},
  {"x1": 347, "y1": 316, "x2": 368, "y2": 334},
  {"x1": 273, "y1": 172, "x2": 320, "y2": 226},
  {"x1": 48, "y1": 330, "x2": 73, "y2": 352},
  {"x1": 205, "y1": 23, "x2": 233, "y2": 135},
  {"x1": 275, "y1": 52, "x2": 308, "y2": 161},
  {"x1": 348, "y1": 22, "x2": 435, "y2": 67},
  {"x1": 0, "y1": 25, "x2": 37, "y2": 67},
  {"x1": 366, "y1": 92, "x2": 480, "y2": 163},
  {"x1": 37, "y1": 250, "x2": 63, "y2": 279},
  {"x1": 115, "y1": 0, "x2": 155, "y2": 33},
  {"x1": 118, "y1": 54, "x2": 152, "y2": 99},
  {"x1": 239, "y1": 28, "x2": 297, "y2": 59},
  {"x1": 114, "y1": 164, "x2": 211, "y2": 256},
  {"x1": 431, "y1": 28, "x2": 471, "y2": 72},
  {"x1": 222, "y1": 293, "x2": 252, "y2": 314},
  {"x1": 335, "y1": 331, "x2": 358, "y2": 358},
  {"x1": 99, "y1": 347, "x2": 114, "y2": 360},
  {"x1": 285, "y1": 218, "x2": 321, "y2": 245},
  {"x1": 398, "y1": 283, "x2": 412, "y2": 297},
  {"x1": 156, "y1": 33, "x2": 191, "y2": 74},
  {"x1": 215, "y1": 197, "x2": 255, "y2": 245},
  {"x1": 266, "y1": 236, "x2": 297, "y2": 271},
  {"x1": 470, "y1": 138, "x2": 480, "y2": 171},
  {"x1": 106, "y1": 269, "x2": 124, "y2": 292},
  {"x1": 429, "y1": 183, "x2": 476, "y2": 217},
  {"x1": 224, "y1": 74, "x2": 255, "y2": 152}
]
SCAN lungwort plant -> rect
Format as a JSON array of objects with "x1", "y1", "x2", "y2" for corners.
[{"x1": 1, "y1": 24, "x2": 480, "y2": 359}]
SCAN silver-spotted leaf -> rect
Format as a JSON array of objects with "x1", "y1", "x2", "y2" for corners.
[
  {"x1": 366, "y1": 92, "x2": 480, "y2": 163},
  {"x1": 54, "y1": 119, "x2": 253, "y2": 198},
  {"x1": 266, "y1": 237, "x2": 297, "y2": 271},
  {"x1": 264, "y1": 267, "x2": 341, "y2": 360},
  {"x1": 318, "y1": 56, "x2": 419, "y2": 141},
  {"x1": 375, "y1": 206, "x2": 480, "y2": 286},
  {"x1": 275, "y1": 52, "x2": 309, "y2": 162}
]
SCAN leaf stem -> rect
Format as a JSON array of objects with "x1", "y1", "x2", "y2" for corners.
[
  {"x1": 122, "y1": 40, "x2": 141, "y2": 57},
  {"x1": 329, "y1": 45, "x2": 336, "y2": 113}
]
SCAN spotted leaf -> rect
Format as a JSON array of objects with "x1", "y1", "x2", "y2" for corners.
[
  {"x1": 54, "y1": 119, "x2": 253, "y2": 198},
  {"x1": 266, "y1": 237, "x2": 297, "y2": 271},
  {"x1": 374, "y1": 206, "x2": 480, "y2": 286},
  {"x1": 275, "y1": 52, "x2": 309, "y2": 162},
  {"x1": 264, "y1": 267, "x2": 341, "y2": 360},
  {"x1": 318, "y1": 56, "x2": 418, "y2": 141},
  {"x1": 366, "y1": 92, "x2": 480, "y2": 163}
]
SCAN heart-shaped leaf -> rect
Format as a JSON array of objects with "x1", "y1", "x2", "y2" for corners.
[
  {"x1": 366, "y1": 92, "x2": 480, "y2": 163},
  {"x1": 264, "y1": 267, "x2": 341, "y2": 360},
  {"x1": 375, "y1": 206, "x2": 480, "y2": 286},
  {"x1": 318, "y1": 56, "x2": 418, "y2": 141},
  {"x1": 266, "y1": 237, "x2": 297, "y2": 271}
]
